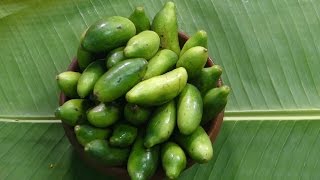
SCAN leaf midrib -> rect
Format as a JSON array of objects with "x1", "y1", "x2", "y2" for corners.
[
  {"x1": 224, "y1": 109, "x2": 320, "y2": 121},
  {"x1": 1, "y1": 109, "x2": 320, "y2": 123},
  {"x1": 0, "y1": 116, "x2": 60, "y2": 123}
]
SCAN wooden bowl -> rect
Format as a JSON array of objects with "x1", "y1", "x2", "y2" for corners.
[{"x1": 59, "y1": 32, "x2": 224, "y2": 179}]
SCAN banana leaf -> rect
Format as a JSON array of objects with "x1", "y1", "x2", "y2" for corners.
[{"x1": 0, "y1": 0, "x2": 319, "y2": 179}]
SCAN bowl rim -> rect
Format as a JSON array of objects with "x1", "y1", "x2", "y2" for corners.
[{"x1": 59, "y1": 31, "x2": 225, "y2": 179}]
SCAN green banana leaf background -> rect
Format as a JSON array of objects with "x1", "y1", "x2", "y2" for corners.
[{"x1": 1, "y1": 0, "x2": 320, "y2": 179}]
